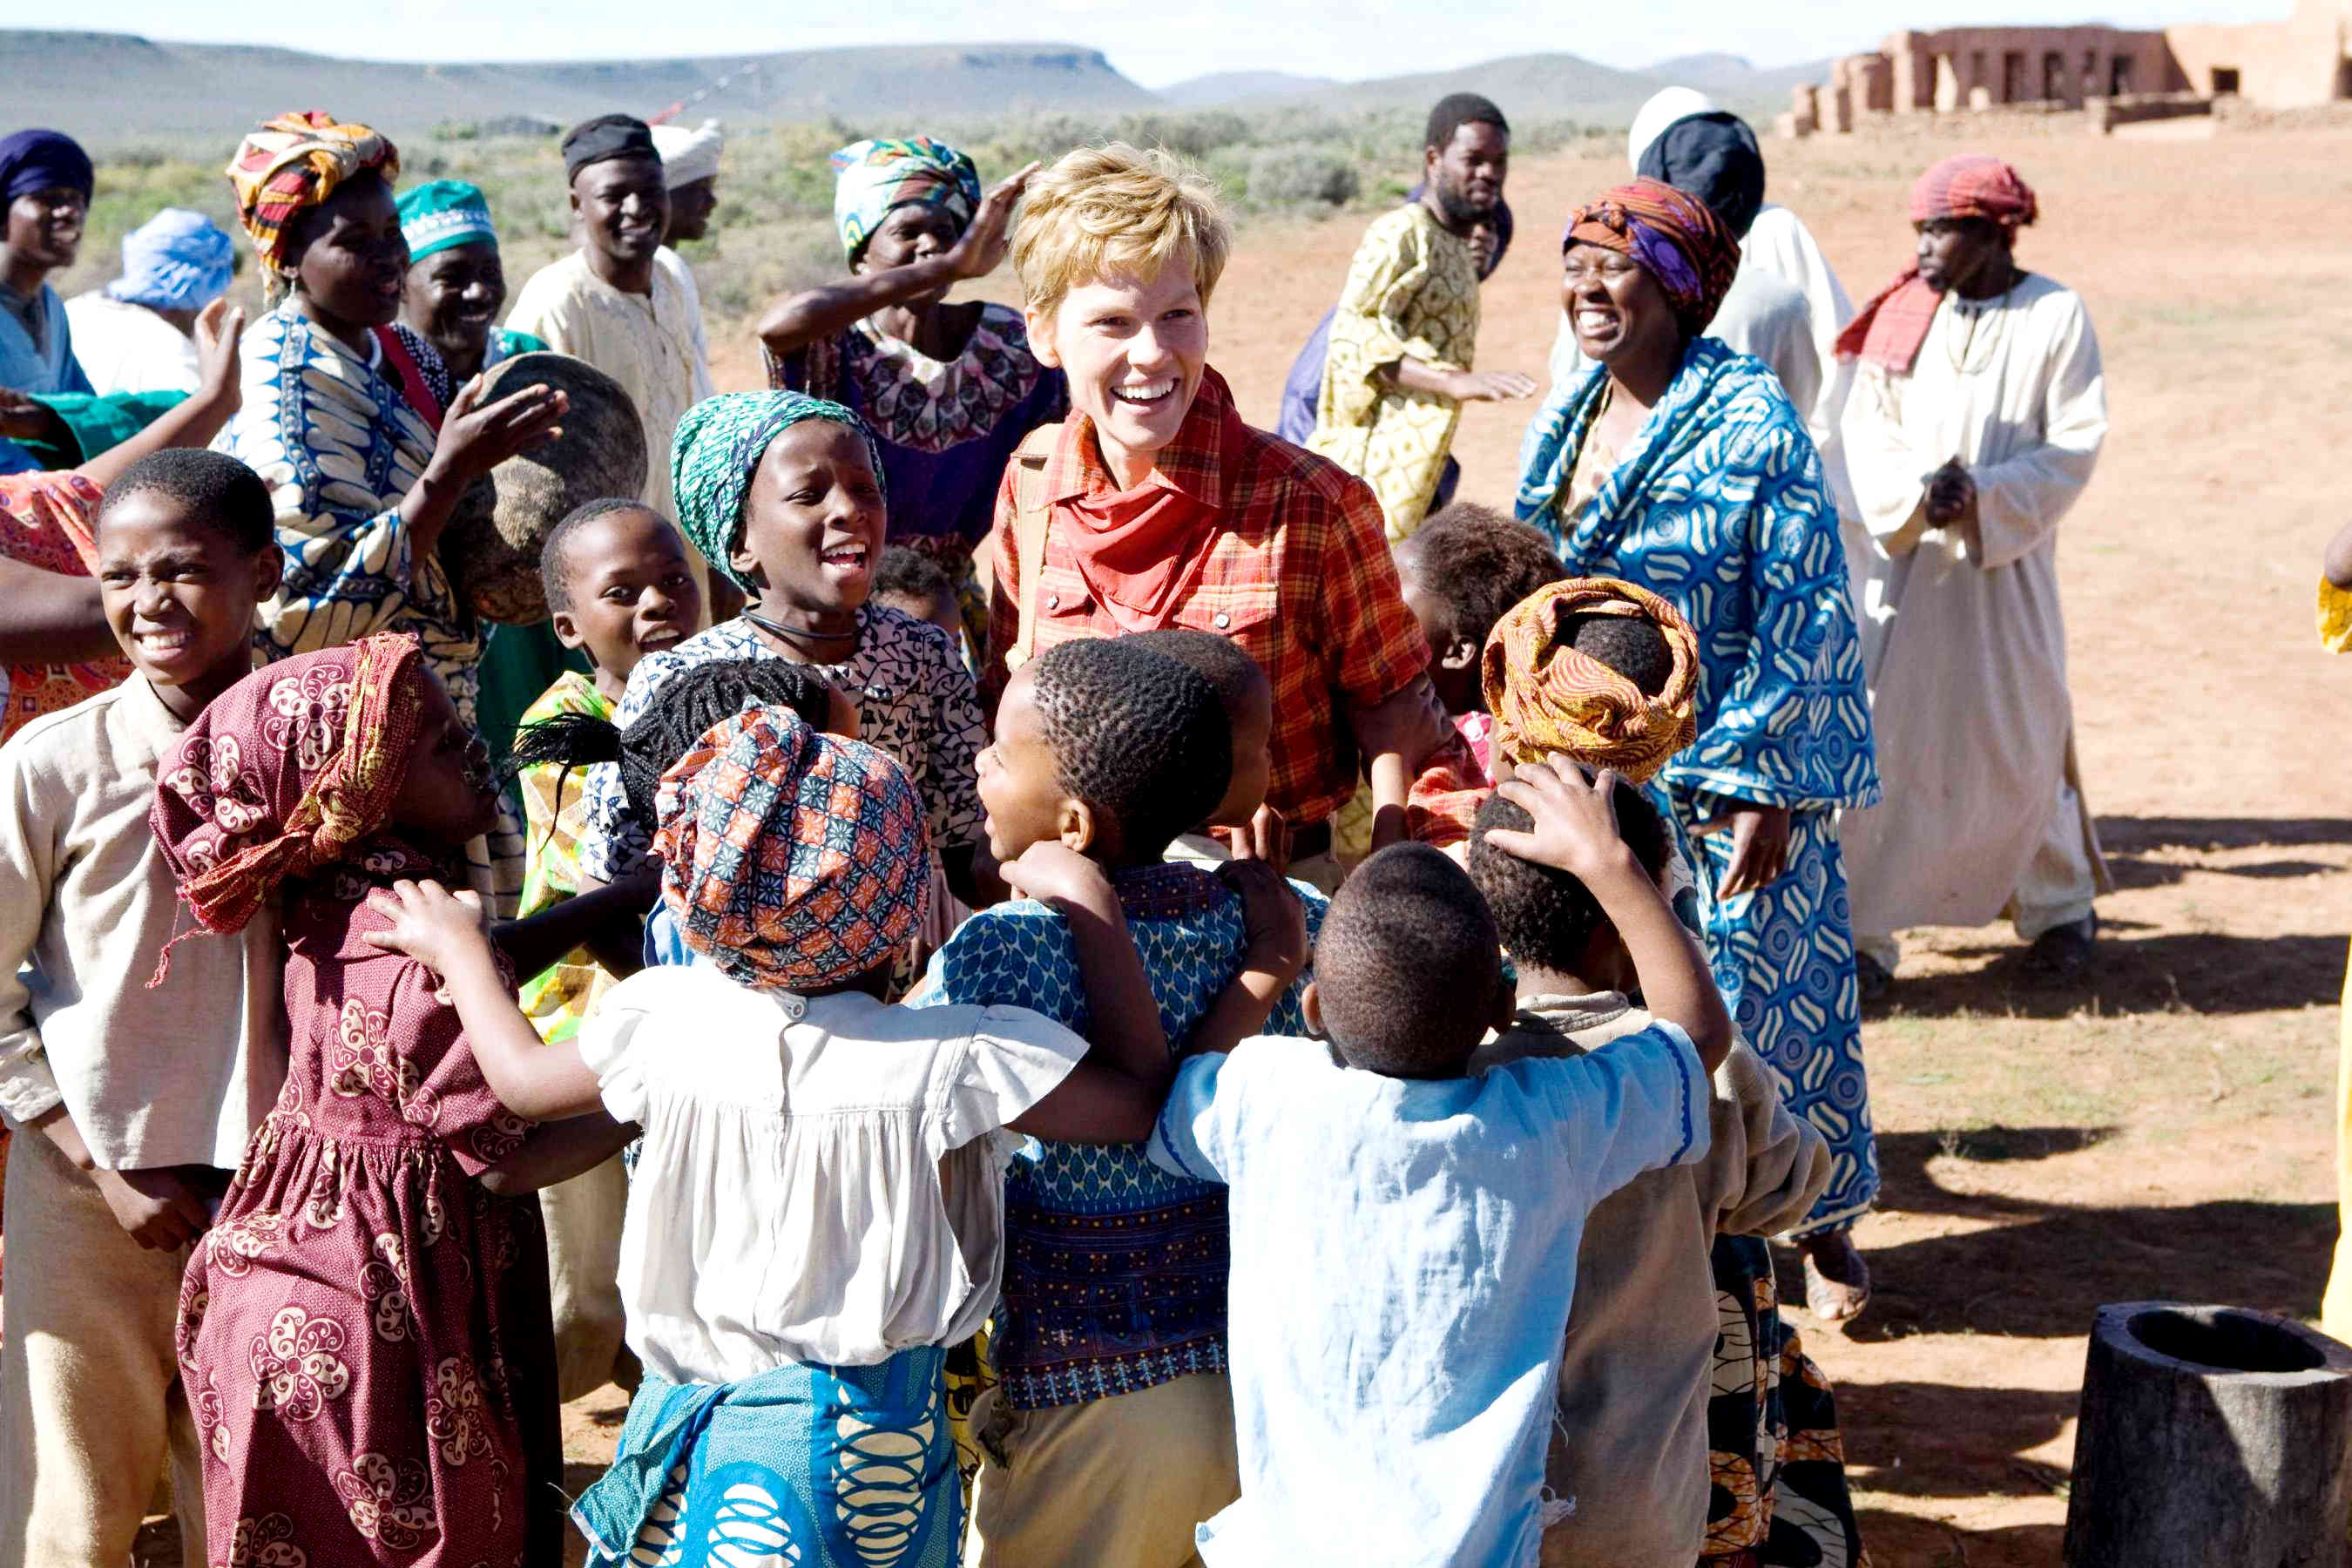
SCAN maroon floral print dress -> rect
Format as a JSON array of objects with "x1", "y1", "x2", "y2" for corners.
[{"x1": 176, "y1": 839, "x2": 561, "y2": 1568}]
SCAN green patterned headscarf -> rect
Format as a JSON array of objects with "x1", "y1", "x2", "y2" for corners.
[
  {"x1": 830, "y1": 137, "x2": 981, "y2": 262},
  {"x1": 669, "y1": 391, "x2": 887, "y2": 593}
]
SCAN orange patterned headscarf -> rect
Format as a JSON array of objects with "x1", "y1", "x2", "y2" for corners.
[
  {"x1": 225, "y1": 111, "x2": 399, "y2": 301},
  {"x1": 152, "y1": 632, "x2": 425, "y2": 943},
  {"x1": 1481, "y1": 577, "x2": 1700, "y2": 782}
]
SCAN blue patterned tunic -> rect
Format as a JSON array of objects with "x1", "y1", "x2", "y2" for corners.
[
  {"x1": 1515, "y1": 337, "x2": 1882, "y2": 1233},
  {"x1": 909, "y1": 862, "x2": 1326, "y2": 1408}
]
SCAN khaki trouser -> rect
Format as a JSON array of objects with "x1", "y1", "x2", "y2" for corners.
[
  {"x1": 0, "y1": 1129, "x2": 205, "y2": 1568},
  {"x1": 542, "y1": 1150, "x2": 639, "y2": 1403},
  {"x1": 964, "y1": 1372, "x2": 1239, "y2": 1568}
]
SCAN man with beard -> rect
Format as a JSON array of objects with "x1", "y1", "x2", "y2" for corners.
[
  {"x1": 509, "y1": 115, "x2": 716, "y2": 596},
  {"x1": 1308, "y1": 94, "x2": 1535, "y2": 541},
  {"x1": 1836, "y1": 155, "x2": 2111, "y2": 989},
  {"x1": 0, "y1": 131, "x2": 94, "y2": 401}
]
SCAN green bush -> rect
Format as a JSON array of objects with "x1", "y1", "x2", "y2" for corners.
[{"x1": 1247, "y1": 145, "x2": 1360, "y2": 209}]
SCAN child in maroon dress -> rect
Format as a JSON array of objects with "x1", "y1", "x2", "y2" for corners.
[{"x1": 151, "y1": 632, "x2": 633, "y2": 1567}]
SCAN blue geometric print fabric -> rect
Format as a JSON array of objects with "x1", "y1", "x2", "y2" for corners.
[
  {"x1": 1666, "y1": 780, "x2": 1879, "y2": 1234},
  {"x1": 909, "y1": 862, "x2": 1326, "y2": 1408},
  {"x1": 1515, "y1": 336, "x2": 1878, "y2": 817},
  {"x1": 1518, "y1": 338, "x2": 1879, "y2": 1234},
  {"x1": 576, "y1": 1347, "x2": 959, "y2": 1568}
]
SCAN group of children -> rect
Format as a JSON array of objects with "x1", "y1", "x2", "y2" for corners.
[{"x1": 0, "y1": 384, "x2": 1863, "y2": 1568}]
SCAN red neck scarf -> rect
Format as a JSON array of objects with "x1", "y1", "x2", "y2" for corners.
[{"x1": 1051, "y1": 374, "x2": 1239, "y2": 633}]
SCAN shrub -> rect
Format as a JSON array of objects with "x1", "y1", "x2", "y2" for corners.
[{"x1": 1247, "y1": 144, "x2": 1360, "y2": 208}]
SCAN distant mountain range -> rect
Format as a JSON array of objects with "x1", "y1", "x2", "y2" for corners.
[
  {"x1": 1160, "y1": 51, "x2": 1831, "y2": 123},
  {"x1": 2, "y1": 32, "x2": 1155, "y2": 145},
  {"x1": 3, "y1": 30, "x2": 1829, "y2": 149}
]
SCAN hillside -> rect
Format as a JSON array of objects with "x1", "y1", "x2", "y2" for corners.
[
  {"x1": 0, "y1": 31, "x2": 1155, "y2": 148},
  {"x1": 1159, "y1": 71, "x2": 1338, "y2": 108},
  {"x1": 1645, "y1": 51, "x2": 1837, "y2": 104}
]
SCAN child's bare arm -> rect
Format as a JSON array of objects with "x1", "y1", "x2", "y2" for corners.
[
  {"x1": 999, "y1": 844, "x2": 1171, "y2": 1144},
  {"x1": 476, "y1": 1111, "x2": 639, "y2": 1196},
  {"x1": 1181, "y1": 861, "x2": 1308, "y2": 1059},
  {"x1": 363, "y1": 880, "x2": 608, "y2": 1122},
  {"x1": 1350, "y1": 675, "x2": 1448, "y2": 853},
  {"x1": 491, "y1": 868, "x2": 657, "y2": 981},
  {"x1": 1486, "y1": 758, "x2": 1734, "y2": 1075}
]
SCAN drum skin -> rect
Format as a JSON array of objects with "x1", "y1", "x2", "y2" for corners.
[{"x1": 440, "y1": 351, "x2": 649, "y2": 625}]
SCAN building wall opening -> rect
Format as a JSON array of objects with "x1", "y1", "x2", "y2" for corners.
[{"x1": 2211, "y1": 65, "x2": 2241, "y2": 95}]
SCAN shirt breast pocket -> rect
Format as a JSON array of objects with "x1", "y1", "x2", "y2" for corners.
[{"x1": 1170, "y1": 578, "x2": 1281, "y2": 665}]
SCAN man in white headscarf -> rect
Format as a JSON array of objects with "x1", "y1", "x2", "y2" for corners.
[
  {"x1": 1550, "y1": 89, "x2": 1862, "y2": 570},
  {"x1": 648, "y1": 118, "x2": 721, "y2": 387}
]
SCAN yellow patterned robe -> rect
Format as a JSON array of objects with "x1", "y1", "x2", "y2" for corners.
[
  {"x1": 2322, "y1": 578, "x2": 2352, "y2": 1339},
  {"x1": 1308, "y1": 203, "x2": 1480, "y2": 541},
  {"x1": 515, "y1": 670, "x2": 617, "y2": 1043}
]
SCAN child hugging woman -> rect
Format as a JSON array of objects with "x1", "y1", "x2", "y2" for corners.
[{"x1": 151, "y1": 632, "x2": 633, "y2": 1565}]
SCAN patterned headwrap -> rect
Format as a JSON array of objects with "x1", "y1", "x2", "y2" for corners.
[
  {"x1": 106, "y1": 208, "x2": 235, "y2": 312},
  {"x1": 0, "y1": 129, "x2": 93, "y2": 204},
  {"x1": 830, "y1": 137, "x2": 981, "y2": 262},
  {"x1": 1563, "y1": 177, "x2": 1740, "y2": 340},
  {"x1": 653, "y1": 706, "x2": 930, "y2": 990},
  {"x1": 150, "y1": 633, "x2": 424, "y2": 951},
  {"x1": 669, "y1": 390, "x2": 886, "y2": 593},
  {"x1": 1838, "y1": 154, "x2": 2038, "y2": 374},
  {"x1": 396, "y1": 179, "x2": 497, "y2": 264},
  {"x1": 1481, "y1": 577, "x2": 1700, "y2": 783},
  {"x1": 224, "y1": 111, "x2": 399, "y2": 300}
]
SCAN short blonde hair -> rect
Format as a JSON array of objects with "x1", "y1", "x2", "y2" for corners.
[{"x1": 1011, "y1": 142, "x2": 1231, "y2": 321}]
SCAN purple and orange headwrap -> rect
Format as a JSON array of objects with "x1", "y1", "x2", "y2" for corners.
[
  {"x1": 1839, "y1": 154, "x2": 2038, "y2": 374},
  {"x1": 1563, "y1": 177, "x2": 1740, "y2": 340},
  {"x1": 652, "y1": 705, "x2": 930, "y2": 991},
  {"x1": 226, "y1": 111, "x2": 399, "y2": 301},
  {"x1": 151, "y1": 633, "x2": 425, "y2": 958}
]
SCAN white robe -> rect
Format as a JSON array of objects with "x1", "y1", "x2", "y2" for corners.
[{"x1": 1835, "y1": 272, "x2": 2110, "y2": 936}]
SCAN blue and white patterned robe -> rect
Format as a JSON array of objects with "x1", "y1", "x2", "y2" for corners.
[
  {"x1": 1515, "y1": 336, "x2": 1882, "y2": 1233},
  {"x1": 216, "y1": 305, "x2": 482, "y2": 725}
]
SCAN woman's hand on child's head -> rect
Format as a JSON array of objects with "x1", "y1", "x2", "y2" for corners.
[
  {"x1": 362, "y1": 878, "x2": 496, "y2": 977},
  {"x1": 1219, "y1": 858, "x2": 1308, "y2": 987},
  {"x1": 999, "y1": 841, "x2": 1117, "y2": 916},
  {"x1": 1486, "y1": 755, "x2": 1645, "y2": 887}
]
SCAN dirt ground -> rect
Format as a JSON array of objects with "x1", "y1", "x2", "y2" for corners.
[{"x1": 544, "y1": 114, "x2": 2352, "y2": 1568}]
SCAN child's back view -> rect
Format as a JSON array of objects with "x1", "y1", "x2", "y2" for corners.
[
  {"x1": 1148, "y1": 769, "x2": 1733, "y2": 1566},
  {"x1": 1467, "y1": 782, "x2": 1831, "y2": 1566}
]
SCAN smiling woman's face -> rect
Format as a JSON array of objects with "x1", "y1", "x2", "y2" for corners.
[
  {"x1": 731, "y1": 420, "x2": 887, "y2": 618},
  {"x1": 1560, "y1": 241, "x2": 1681, "y2": 372},
  {"x1": 288, "y1": 172, "x2": 409, "y2": 331},
  {"x1": 1028, "y1": 260, "x2": 1208, "y2": 482}
]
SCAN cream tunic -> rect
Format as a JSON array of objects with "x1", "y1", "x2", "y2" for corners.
[{"x1": 1836, "y1": 271, "x2": 2110, "y2": 936}]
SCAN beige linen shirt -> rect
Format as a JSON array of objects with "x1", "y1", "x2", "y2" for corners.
[
  {"x1": 506, "y1": 248, "x2": 716, "y2": 585},
  {"x1": 0, "y1": 676, "x2": 287, "y2": 1169},
  {"x1": 1472, "y1": 993, "x2": 1830, "y2": 1568}
]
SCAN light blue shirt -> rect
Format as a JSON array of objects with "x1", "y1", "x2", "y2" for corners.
[{"x1": 1147, "y1": 1025, "x2": 1708, "y2": 1567}]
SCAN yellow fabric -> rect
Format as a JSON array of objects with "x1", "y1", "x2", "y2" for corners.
[
  {"x1": 2320, "y1": 577, "x2": 2352, "y2": 654},
  {"x1": 2322, "y1": 578, "x2": 2352, "y2": 1336},
  {"x1": 965, "y1": 1372, "x2": 1236, "y2": 1568},
  {"x1": 1307, "y1": 204, "x2": 1481, "y2": 542},
  {"x1": 514, "y1": 671, "x2": 617, "y2": 1045},
  {"x1": 2326, "y1": 951, "x2": 2352, "y2": 1342}
]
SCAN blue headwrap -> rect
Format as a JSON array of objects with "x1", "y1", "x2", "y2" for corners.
[
  {"x1": 0, "y1": 129, "x2": 93, "y2": 205},
  {"x1": 105, "y1": 208, "x2": 234, "y2": 312}
]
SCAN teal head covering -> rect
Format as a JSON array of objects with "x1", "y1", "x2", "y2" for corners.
[
  {"x1": 396, "y1": 179, "x2": 498, "y2": 263},
  {"x1": 670, "y1": 391, "x2": 887, "y2": 592},
  {"x1": 829, "y1": 138, "x2": 982, "y2": 263}
]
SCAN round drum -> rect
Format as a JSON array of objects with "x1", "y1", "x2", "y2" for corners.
[{"x1": 439, "y1": 351, "x2": 648, "y2": 625}]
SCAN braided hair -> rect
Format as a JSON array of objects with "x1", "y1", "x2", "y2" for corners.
[{"x1": 506, "y1": 657, "x2": 840, "y2": 846}]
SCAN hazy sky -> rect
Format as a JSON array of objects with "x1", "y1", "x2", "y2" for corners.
[{"x1": 44, "y1": 1, "x2": 2292, "y2": 87}]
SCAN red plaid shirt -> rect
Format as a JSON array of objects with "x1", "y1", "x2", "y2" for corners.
[{"x1": 984, "y1": 369, "x2": 1429, "y2": 828}]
